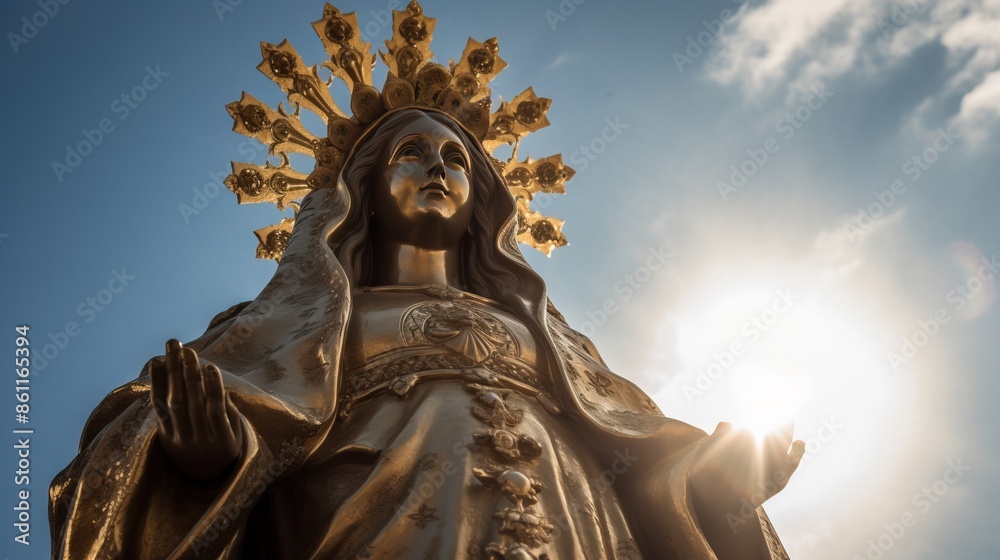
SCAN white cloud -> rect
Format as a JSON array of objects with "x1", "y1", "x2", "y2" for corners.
[
  {"x1": 546, "y1": 51, "x2": 573, "y2": 70},
  {"x1": 707, "y1": 0, "x2": 883, "y2": 98},
  {"x1": 708, "y1": 0, "x2": 1000, "y2": 145},
  {"x1": 954, "y1": 68, "x2": 1000, "y2": 144},
  {"x1": 812, "y1": 208, "x2": 908, "y2": 277}
]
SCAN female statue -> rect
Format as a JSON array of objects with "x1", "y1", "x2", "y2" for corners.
[{"x1": 50, "y1": 4, "x2": 803, "y2": 559}]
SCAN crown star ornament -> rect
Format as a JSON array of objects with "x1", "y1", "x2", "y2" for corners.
[{"x1": 223, "y1": 1, "x2": 574, "y2": 260}]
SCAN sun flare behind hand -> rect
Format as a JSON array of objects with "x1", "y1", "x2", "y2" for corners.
[
  {"x1": 731, "y1": 366, "x2": 812, "y2": 442},
  {"x1": 651, "y1": 261, "x2": 902, "y2": 507}
]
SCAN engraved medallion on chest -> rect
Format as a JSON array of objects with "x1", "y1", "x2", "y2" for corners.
[{"x1": 400, "y1": 300, "x2": 519, "y2": 363}]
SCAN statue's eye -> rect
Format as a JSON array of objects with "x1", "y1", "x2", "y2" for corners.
[
  {"x1": 445, "y1": 151, "x2": 468, "y2": 172},
  {"x1": 395, "y1": 144, "x2": 422, "y2": 161}
]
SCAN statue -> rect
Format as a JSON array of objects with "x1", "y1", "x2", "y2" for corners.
[{"x1": 49, "y1": 3, "x2": 804, "y2": 559}]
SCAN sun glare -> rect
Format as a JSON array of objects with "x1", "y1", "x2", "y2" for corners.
[
  {"x1": 732, "y1": 366, "x2": 812, "y2": 441},
  {"x1": 652, "y1": 260, "x2": 905, "y2": 507}
]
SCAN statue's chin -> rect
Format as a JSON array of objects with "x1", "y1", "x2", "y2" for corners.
[{"x1": 385, "y1": 209, "x2": 469, "y2": 248}]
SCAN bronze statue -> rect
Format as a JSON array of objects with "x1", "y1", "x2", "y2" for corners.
[{"x1": 50, "y1": 3, "x2": 803, "y2": 558}]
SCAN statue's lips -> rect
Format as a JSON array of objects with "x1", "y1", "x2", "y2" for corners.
[{"x1": 420, "y1": 182, "x2": 449, "y2": 195}]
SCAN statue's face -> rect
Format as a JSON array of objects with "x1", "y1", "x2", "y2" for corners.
[{"x1": 372, "y1": 113, "x2": 474, "y2": 249}]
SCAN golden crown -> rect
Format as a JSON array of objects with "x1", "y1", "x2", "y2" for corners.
[{"x1": 223, "y1": 1, "x2": 574, "y2": 260}]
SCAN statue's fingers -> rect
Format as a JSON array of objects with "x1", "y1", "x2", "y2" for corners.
[
  {"x1": 225, "y1": 394, "x2": 245, "y2": 450},
  {"x1": 765, "y1": 434, "x2": 806, "y2": 470},
  {"x1": 787, "y1": 439, "x2": 806, "y2": 469},
  {"x1": 771, "y1": 440, "x2": 806, "y2": 496},
  {"x1": 147, "y1": 359, "x2": 172, "y2": 437},
  {"x1": 165, "y1": 340, "x2": 191, "y2": 440},
  {"x1": 703, "y1": 422, "x2": 753, "y2": 471},
  {"x1": 702, "y1": 422, "x2": 742, "y2": 459},
  {"x1": 203, "y1": 364, "x2": 232, "y2": 439},
  {"x1": 711, "y1": 422, "x2": 733, "y2": 438},
  {"x1": 181, "y1": 347, "x2": 210, "y2": 439},
  {"x1": 146, "y1": 358, "x2": 166, "y2": 406},
  {"x1": 695, "y1": 422, "x2": 727, "y2": 464}
]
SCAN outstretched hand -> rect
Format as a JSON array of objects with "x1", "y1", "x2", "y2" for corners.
[
  {"x1": 147, "y1": 339, "x2": 244, "y2": 481},
  {"x1": 691, "y1": 422, "x2": 805, "y2": 516}
]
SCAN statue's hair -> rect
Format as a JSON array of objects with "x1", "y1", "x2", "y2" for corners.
[{"x1": 331, "y1": 109, "x2": 522, "y2": 302}]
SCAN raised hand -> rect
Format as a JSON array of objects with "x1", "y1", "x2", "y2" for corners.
[
  {"x1": 147, "y1": 339, "x2": 244, "y2": 481},
  {"x1": 690, "y1": 422, "x2": 805, "y2": 516}
]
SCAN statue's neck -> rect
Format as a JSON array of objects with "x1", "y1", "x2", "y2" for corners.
[{"x1": 370, "y1": 241, "x2": 464, "y2": 288}]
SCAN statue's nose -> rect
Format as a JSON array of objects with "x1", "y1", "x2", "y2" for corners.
[{"x1": 424, "y1": 154, "x2": 446, "y2": 181}]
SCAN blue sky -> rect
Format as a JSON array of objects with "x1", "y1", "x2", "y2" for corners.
[{"x1": 2, "y1": 0, "x2": 998, "y2": 557}]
